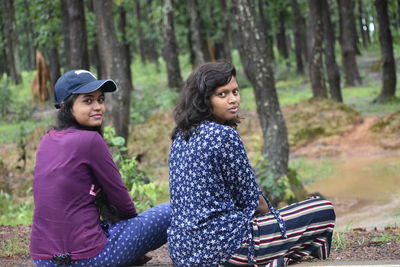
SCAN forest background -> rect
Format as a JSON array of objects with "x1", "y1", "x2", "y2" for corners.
[{"x1": 0, "y1": 0, "x2": 399, "y2": 263}]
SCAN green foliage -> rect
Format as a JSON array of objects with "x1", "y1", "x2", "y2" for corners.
[
  {"x1": 255, "y1": 154, "x2": 307, "y2": 206},
  {"x1": 104, "y1": 126, "x2": 159, "y2": 212},
  {"x1": 0, "y1": 190, "x2": 33, "y2": 225},
  {"x1": 332, "y1": 223, "x2": 352, "y2": 250}
]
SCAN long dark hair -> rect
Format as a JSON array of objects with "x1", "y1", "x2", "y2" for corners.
[
  {"x1": 172, "y1": 61, "x2": 239, "y2": 140},
  {"x1": 54, "y1": 94, "x2": 103, "y2": 136}
]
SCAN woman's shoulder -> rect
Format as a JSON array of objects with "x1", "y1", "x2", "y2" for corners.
[
  {"x1": 48, "y1": 128, "x2": 105, "y2": 145},
  {"x1": 200, "y1": 121, "x2": 239, "y2": 137}
]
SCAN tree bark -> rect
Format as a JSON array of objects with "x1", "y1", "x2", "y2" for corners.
[
  {"x1": 1, "y1": 0, "x2": 22, "y2": 84},
  {"x1": 135, "y1": 1, "x2": 147, "y2": 64},
  {"x1": 340, "y1": 0, "x2": 362, "y2": 86},
  {"x1": 118, "y1": 6, "x2": 132, "y2": 81},
  {"x1": 214, "y1": 0, "x2": 232, "y2": 62},
  {"x1": 21, "y1": 0, "x2": 35, "y2": 70},
  {"x1": 188, "y1": 0, "x2": 206, "y2": 67},
  {"x1": 162, "y1": 0, "x2": 183, "y2": 90},
  {"x1": 374, "y1": 0, "x2": 396, "y2": 102},
  {"x1": 258, "y1": 0, "x2": 274, "y2": 62},
  {"x1": 93, "y1": 0, "x2": 133, "y2": 142},
  {"x1": 308, "y1": 0, "x2": 327, "y2": 98},
  {"x1": 47, "y1": 47, "x2": 61, "y2": 88},
  {"x1": 291, "y1": 0, "x2": 305, "y2": 75},
  {"x1": 358, "y1": 0, "x2": 369, "y2": 48},
  {"x1": 276, "y1": 10, "x2": 289, "y2": 60},
  {"x1": 321, "y1": 0, "x2": 342, "y2": 102},
  {"x1": 60, "y1": 0, "x2": 89, "y2": 70},
  {"x1": 233, "y1": 0, "x2": 289, "y2": 181}
]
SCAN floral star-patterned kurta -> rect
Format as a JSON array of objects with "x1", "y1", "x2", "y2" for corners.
[{"x1": 168, "y1": 121, "x2": 260, "y2": 267}]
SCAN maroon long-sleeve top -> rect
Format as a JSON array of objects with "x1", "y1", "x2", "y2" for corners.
[{"x1": 30, "y1": 128, "x2": 137, "y2": 260}]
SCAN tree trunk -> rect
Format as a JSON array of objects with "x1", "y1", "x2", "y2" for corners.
[
  {"x1": 1, "y1": 0, "x2": 22, "y2": 84},
  {"x1": 233, "y1": 0, "x2": 289, "y2": 181},
  {"x1": 358, "y1": 0, "x2": 368, "y2": 48},
  {"x1": 135, "y1": 1, "x2": 147, "y2": 64},
  {"x1": 340, "y1": 0, "x2": 362, "y2": 86},
  {"x1": 214, "y1": 0, "x2": 232, "y2": 62},
  {"x1": 118, "y1": 6, "x2": 132, "y2": 80},
  {"x1": 308, "y1": 0, "x2": 327, "y2": 98},
  {"x1": 322, "y1": 0, "x2": 342, "y2": 102},
  {"x1": 336, "y1": 0, "x2": 343, "y2": 46},
  {"x1": 22, "y1": 0, "x2": 35, "y2": 70},
  {"x1": 60, "y1": 0, "x2": 89, "y2": 70},
  {"x1": 188, "y1": 0, "x2": 206, "y2": 67},
  {"x1": 258, "y1": 0, "x2": 274, "y2": 62},
  {"x1": 93, "y1": 0, "x2": 133, "y2": 142},
  {"x1": 47, "y1": 47, "x2": 61, "y2": 88},
  {"x1": 374, "y1": 0, "x2": 396, "y2": 102},
  {"x1": 291, "y1": 0, "x2": 305, "y2": 75},
  {"x1": 162, "y1": 0, "x2": 183, "y2": 90},
  {"x1": 276, "y1": 10, "x2": 289, "y2": 60}
]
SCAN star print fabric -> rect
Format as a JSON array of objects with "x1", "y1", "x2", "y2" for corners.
[{"x1": 168, "y1": 121, "x2": 260, "y2": 267}]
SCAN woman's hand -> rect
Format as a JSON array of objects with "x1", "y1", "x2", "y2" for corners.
[{"x1": 255, "y1": 194, "x2": 270, "y2": 215}]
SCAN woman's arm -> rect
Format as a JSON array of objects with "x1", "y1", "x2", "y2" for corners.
[{"x1": 255, "y1": 194, "x2": 270, "y2": 215}]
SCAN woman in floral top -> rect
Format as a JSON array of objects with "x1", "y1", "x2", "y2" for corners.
[{"x1": 168, "y1": 62, "x2": 335, "y2": 267}]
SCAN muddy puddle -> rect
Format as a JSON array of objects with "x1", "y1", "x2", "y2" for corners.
[{"x1": 303, "y1": 156, "x2": 400, "y2": 230}]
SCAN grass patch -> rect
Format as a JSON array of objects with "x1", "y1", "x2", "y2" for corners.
[{"x1": 0, "y1": 236, "x2": 29, "y2": 258}]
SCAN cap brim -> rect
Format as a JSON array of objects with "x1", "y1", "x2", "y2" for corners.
[{"x1": 73, "y1": 79, "x2": 117, "y2": 95}]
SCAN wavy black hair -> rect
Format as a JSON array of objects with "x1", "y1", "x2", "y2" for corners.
[
  {"x1": 54, "y1": 94, "x2": 103, "y2": 136},
  {"x1": 171, "y1": 61, "x2": 239, "y2": 140}
]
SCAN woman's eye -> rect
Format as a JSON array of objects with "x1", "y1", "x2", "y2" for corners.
[
  {"x1": 84, "y1": 99, "x2": 93, "y2": 103},
  {"x1": 218, "y1": 92, "x2": 226, "y2": 97},
  {"x1": 233, "y1": 90, "x2": 239, "y2": 95},
  {"x1": 98, "y1": 98, "x2": 105, "y2": 103}
]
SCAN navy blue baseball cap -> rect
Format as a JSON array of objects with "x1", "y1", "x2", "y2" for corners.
[{"x1": 54, "y1": 70, "x2": 117, "y2": 108}]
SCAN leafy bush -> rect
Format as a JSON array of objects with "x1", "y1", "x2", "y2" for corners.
[
  {"x1": 104, "y1": 126, "x2": 159, "y2": 212},
  {"x1": 255, "y1": 155, "x2": 307, "y2": 207},
  {"x1": 0, "y1": 190, "x2": 33, "y2": 225}
]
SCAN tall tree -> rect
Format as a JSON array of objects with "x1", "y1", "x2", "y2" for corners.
[
  {"x1": 187, "y1": 0, "x2": 206, "y2": 67},
  {"x1": 308, "y1": 0, "x2": 327, "y2": 98},
  {"x1": 214, "y1": 0, "x2": 232, "y2": 62},
  {"x1": 374, "y1": 0, "x2": 396, "y2": 102},
  {"x1": 60, "y1": 0, "x2": 89, "y2": 70},
  {"x1": 1, "y1": 0, "x2": 22, "y2": 84},
  {"x1": 291, "y1": 0, "x2": 305, "y2": 74},
  {"x1": 233, "y1": 0, "x2": 289, "y2": 181},
  {"x1": 358, "y1": 0, "x2": 369, "y2": 47},
  {"x1": 162, "y1": 0, "x2": 183, "y2": 90},
  {"x1": 322, "y1": 0, "x2": 342, "y2": 102},
  {"x1": 276, "y1": 8, "x2": 289, "y2": 60},
  {"x1": 118, "y1": 5, "x2": 132, "y2": 80},
  {"x1": 93, "y1": 0, "x2": 133, "y2": 141},
  {"x1": 135, "y1": 1, "x2": 147, "y2": 64},
  {"x1": 258, "y1": 0, "x2": 274, "y2": 62},
  {"x1": 340, "y1": 0, "x2": 362, "y2": 86}
]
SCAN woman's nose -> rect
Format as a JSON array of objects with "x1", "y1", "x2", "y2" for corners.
[{"x1": 228, "y1": 93, "x2": 238, "y2": 103}]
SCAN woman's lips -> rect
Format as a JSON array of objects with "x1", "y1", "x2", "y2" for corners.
[
  {"x1": 91, "y1": 114, "x2": 102, "y2": 119},
  {"x1": 229, "y1": 107, "x2": 239, "y2": 113}
]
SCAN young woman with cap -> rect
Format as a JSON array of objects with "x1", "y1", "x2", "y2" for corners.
[
  {"x1": 30, "y1": 70, "x2": 170, "y2": 267},
  {"x1": 168, "y1": 62, "x2": 336, "y2": 267}
]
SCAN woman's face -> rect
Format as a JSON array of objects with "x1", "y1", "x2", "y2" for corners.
[
  {"x1": 72, "y1": 89, "x2": 105, "y2": 127},
  {"x1": 210, "y1": 76, "x2": 240, "y2": 123}
]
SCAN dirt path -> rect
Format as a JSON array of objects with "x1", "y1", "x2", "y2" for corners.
[
  {"x1": 291, "y1": 116, "x2": 400, "y2": 230},
  {"x1": 292, "y1": 116, "x2": 400, "y2": 158}
]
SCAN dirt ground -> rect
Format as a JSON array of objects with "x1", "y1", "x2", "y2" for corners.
[{"x1": 1, "y1": 225, "x2": 399, "y2": 266}]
